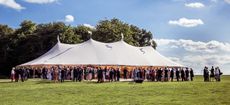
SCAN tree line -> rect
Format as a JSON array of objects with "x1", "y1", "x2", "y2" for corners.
[{"x1": 0, "y1": 18, "x2": 157, "y2": 77}]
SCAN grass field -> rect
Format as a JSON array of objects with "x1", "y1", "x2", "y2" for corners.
[{"x1": 0, "y1": 76, "x2": 230, "y2": 105}]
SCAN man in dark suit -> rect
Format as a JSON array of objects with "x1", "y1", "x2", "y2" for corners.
[
  {"x1": 61, "y1": 67, "x2": 65, "y2": 82},
  {"x1": 109, "y1": 68, "x2": 114, "y2": 82},
  {"x1": 190, "y1": 68, "x2": 194, "y2": 81},
  {"x1": 19, "y1": 68, "x2": 24, "y2": 82},
  {"x1": 73, "y1": 67, "x2": 77, "y2": 82},
  {"x1": 164, "y1": 67, "x2": 168, "y2": 81},
  {"x1": 203, "y1": 66, "x2": 209, "y2": 82},
  {"x1": 42, "y1": 67, "x2": 46, "y2": 79},
  {"x1": 113, "y1": 69, "x2": 117, "y2": 81},
  {"x1": 210, "y1": 66, "x2": 215, "y2": 81},
  {"x1": 92, "y1": 67, "x2": 95, "y2": 79},
  {"x1": 97, "y1": 67, "x2": 103, "y2": 83},
  {"x1": 76, "y1": 67, "x2": 80, "y2": 82},
  {"x1": 15, "y1": 68, "x2": 19, "y2": 82},
  {"x1": 185, "y1": 68, "x2": 189, "y2": 81},
  {"x1": 203, "y1": 67, "x2": 206, "y2": 81},
  {"x1": 116, "y1": 68, "x2": 120, "y2": 81},
  {"x1": 78, "y1": 67, "x2": 83, "y2": 82},
  {"x1": 157, "y1": 68, "x2": 162, "y2": 82},
  {"x1": 123, "y1": 67, "x2": 128, "y2": 79},
  {"x1": 181, "y1": 68, "x2": 185, "y2": 81},
  {"x1": 176, "y1": 68, "x2": 180, "y2": 81},
  {"x1": 170, "y1": 68, "x2": 174, "y2": 82}
]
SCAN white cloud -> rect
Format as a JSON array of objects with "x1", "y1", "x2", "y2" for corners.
[
  {"x1": 185, "y1": 2, "x2": 205, "y2": 8},
  {"x1": 83, "y1": 24, "x2": 96, "y2": 29},
  {"x1": 156, "y1": 38, "x2": 230, "y2": 74},
  {"x1": 0, "y1": 0, "x2": 25, "y2": 10},
  {"x1": 65, "y1": 15, "x2": 74, "y2": 23},
  {"x1": 156, "y1": 39, "x2": 230, "y2": 53},
  {"x1": 224, "y1": 0, "x2": 230, "y2": 4},
  {"x1": 183, "y1": 55, "x2": 230, "y2": 66},
  {"x1": 168, "y1": 54, "x2": 230, "y2": 74},
  {"x1": 169, "y1": 18, "x2": 204, "y2": 27},
  {"x1": 168, "y1": 57, "x2": 181, "y2": 63},
  {"x1": 24, "y1": 0, "x2": 57, "y2": 4}
]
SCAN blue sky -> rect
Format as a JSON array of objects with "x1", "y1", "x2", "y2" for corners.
[{"x1": 0, "y1": 0, "x2": 230, "y2": 74}]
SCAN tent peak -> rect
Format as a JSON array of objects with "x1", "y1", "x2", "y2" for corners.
[
  {"x1": 57, "y1": 35, "x2": 61, "y2": 43},
  {"x1": 88, "y1": 31, "x2": 93, "y2": 40},
  {"x1": 121, "y1": 33, "x2": 124, "y2": 41}
]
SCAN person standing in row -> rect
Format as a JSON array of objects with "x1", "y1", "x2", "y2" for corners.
[
  {"x1": 47, "y1": 69, "x2": 52, "y2": 81},
  {"x1": 55, "y1": 67, "x2": 59, "y2": 83},
  {"x1": 58, "y1": 67, "x2": 62, "y2": 81},
  {"x1": 185, "y1": 68, "x2": 189, "y2": 81},
  {"x1": 203, "y1": 66, "x2": 209, "y2": 82},
  {"x1": 210, "y1": 66, "x2": 215, "y2": 81},
  {"x1": 78, "y1": 67, "x2": 83, "y2": 82},
  {"x1": 73, "y1": 67, "x2": 77, "y2": 82},
  {"x1": 151, "y1": 69, "x2": 156, "y2": 81},
  {"x1": 176, "y1": 68, "x2": 180, "y2": 81},
  {"x1": 164, "y1": 68, "x2": 168, "y2": 81},
  {"x1": 116, "y1": 68, "x2": 120, "y2": 81},
  {"x1": 11, "y1": 67, "x2": 15, "y2": 82},
  {"x1": 214, "y1": 67, "x2": 222, "y2": 82},
  {"x1": 42, "y1": 67, "x2": 47, "y2": 79},
  {"x1": 156, "y1": 68, "x2": 162, "y2": 81},
  {"x1": 123, "y1": 67, "x2": 128, "y2": 79},
  {"x1": 181, "y1": 68, "x2": 185, "y2": 81},
  {"x1": 97, "y1": 67, "x2": 103, "y2": 83},
  {"x1": 170, "y1": 68, "x2": 174, "y2": 82},
  {"x1": 109, "y1": 68, "x2": 114, "y2": 82},
  {"x1": 19, "y1": 68, "x2": 25, "y2": 82},
  {"x1": 61, "y1": 67, "x2": 65, "y2": 82},
  {"x1": 190, "y1": 68, "x2": 194, "y2": 81}
]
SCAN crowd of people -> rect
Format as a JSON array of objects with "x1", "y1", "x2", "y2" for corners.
[
  {"x1": 10, "y1": 67, "x2": 30, "y2": 82},
  {"x1": 10, "y1": 65, "x2": 197, "y2": 83},
  {"x1": 203, "y1": 66, "x2": 222, "y2": 82}
]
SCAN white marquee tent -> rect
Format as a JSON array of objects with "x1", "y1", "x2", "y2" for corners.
[{"x1": 20, "y1": 37, "x2": 183, "y2": 67}]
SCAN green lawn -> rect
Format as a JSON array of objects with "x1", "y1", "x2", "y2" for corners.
[{"x1": 0, "y1": 76, "x2": 230, "y2": 105}]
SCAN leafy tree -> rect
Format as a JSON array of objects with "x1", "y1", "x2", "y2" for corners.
[
  {"x1": 74, "y1": 25, "x2": 94, "y2": 42},
  {"x1": 93, "y1": 18, "x2": 157, "y2": 48},
  {"x1": 60, "y1": 25, "x2": 81, "y2": 44},
  {"x1": 14, "y1": 20, "x2": 36, "y2": 39},
  {"x1": 0, "y1": 25, "x2": 14, "y2": 37},
  {"x1": 93, "y1": 19, "x2": 133, "y2": 44}
]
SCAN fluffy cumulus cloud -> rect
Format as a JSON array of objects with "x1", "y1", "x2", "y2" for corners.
[
  {"x1": 169, "y1": 18, "x2": 204, "y2": 27},
  {"x1": 83, "y1": 24, "x2": 96, "y2": 29},
  {"x1": 182, "y1": 55, "x2": 230, "y2": 66},
  {"x1": 0, "y1": 0, "x2": 25, "y2": 10},
  {"x1": 224, "y1": 0, "x2": 230, "y2": 4},
  {"x1": 167, "y1": 55, "x2": 230, "y2": 74},
  {"x1": 185, "y1": 2, "x2": 205, "y2": 8},
  {"x1": 156, "y1": 39, "x2": 230, "y2": 53},
  {"x1": 156, "y1": 39, "x2": 230, "y2": 74},
  {"x1": 65, "y1": 15, "x2": 74, "y2": 23},
  {"x1": 24, "y1": 0, "x2": 58, "y2": 4}
]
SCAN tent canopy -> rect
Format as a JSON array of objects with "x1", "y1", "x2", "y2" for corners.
[{"x1": 20, "y1": 38, "x2": 183, "y2": 67}]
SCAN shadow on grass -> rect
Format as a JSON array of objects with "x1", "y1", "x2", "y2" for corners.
[
  {"x1": 35, "y1": 80, "x2": 79, "y2": 84},
  {"x1": 0, "y1": 80, "x2": 30, "y2": 84},
  {"x1": 0, "y1": 81, "x2": 13, "y2": 84},
  {"x1": 35, "y1": 80, "x2": 55, "y2": 84},
  {"x1": 34, "y1": 79, "x2": 147, "y2": 85},
  {"x1": 82, "y1": 80, "x2": 137, "y2": 85}
]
